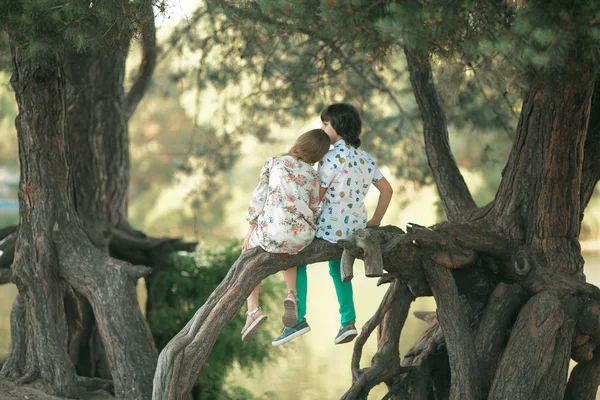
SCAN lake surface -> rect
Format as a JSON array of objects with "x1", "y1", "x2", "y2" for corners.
[{"x1": 1, "y1": 253, "x2": 600, "y2": 399}]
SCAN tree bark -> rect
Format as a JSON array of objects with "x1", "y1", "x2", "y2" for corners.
[
  {"x1": 494, "y1": 74, "x2": 594, "y2": 274},
  {"x1": 565, "y1": 349, "x2": 600, "y2": 400},
  {"x1": 475, "y1": 283, "x2": 528, "y2": 392},
  {"x1": 404, "y1": 46, "x2": 477, "y2": 223},
  {"x1": 423, "y1": 258, "x2": 480, "y2": 400},
  {"x1": 488, "y1": 291, "x2": 577, "y2": 400},
  {"x1": 2, "y1": 45, "x2": 158, "y2": 399},
  {"x1": 65, "y1": 47, "x2": 129, "y2": 250},
  {"x1": 5, "y1": 48, "x2": 80, "y2": 397}
]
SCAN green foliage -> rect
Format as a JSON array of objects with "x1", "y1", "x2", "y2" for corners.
[
  {"x1": 0, "y1": 0, "x2": 154, "y2": 59},
  {"x1": 148, "y1": 241, "x2": 284, "y2": 399},
  {"x1": 170, "y1": 0, "x2": 521, "y2": 189}
]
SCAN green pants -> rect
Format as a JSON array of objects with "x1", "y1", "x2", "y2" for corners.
[{"x1": 296, "y1": 259, "x2": 356, "y2": 326}]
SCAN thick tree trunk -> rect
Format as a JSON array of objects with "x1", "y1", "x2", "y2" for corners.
[
  {"x1": 1, "y1": 46, "x2": 158, "y2": 399},
  {"x1": 0, "y1": 49, "x2": 79, "y2": 397},
  {"x1": 65, "y1": 48, "x2": 129, "y2": 250},
  {"x1": 493, "y1": 74, "x2": 594, "y2": 275},
  {"x1": 64, "y1": 46, "x2": 130, "y2": 379}
]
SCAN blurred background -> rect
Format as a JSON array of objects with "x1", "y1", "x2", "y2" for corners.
[{"x1": 0, "y1": 1, "x2": 599, "y2": 398}]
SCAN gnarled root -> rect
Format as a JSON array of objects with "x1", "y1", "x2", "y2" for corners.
[
  {"x1": 342, "y1": 281, "x2": 414, "y2": 399},
  {"x1": 488, "y1": 291, "x2": 577, "y2": 400}
]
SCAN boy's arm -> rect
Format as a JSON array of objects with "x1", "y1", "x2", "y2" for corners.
[{"x1": 367, "y1": 177, "x2": 393, "y2": 227}]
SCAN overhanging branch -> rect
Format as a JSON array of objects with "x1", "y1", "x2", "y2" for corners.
[
  {"x1": 124, "y1": 2, "x2": 157, "y2": 121},
  {"x1": 403, "y1": 46, "x2": 477, "y2": 222}
]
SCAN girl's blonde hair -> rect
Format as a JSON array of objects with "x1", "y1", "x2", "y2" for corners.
[{"x1": 285, "y1": 129, "x2": 330, "y2": 164}]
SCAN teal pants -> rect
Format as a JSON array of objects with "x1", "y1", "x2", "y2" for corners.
[{"x1": 296, "y1": 259, "x2": 356, "y2": 326}]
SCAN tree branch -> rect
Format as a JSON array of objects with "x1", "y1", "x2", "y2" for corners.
[
  {"x1": 390, "y1": 315, "x2": 445, "y2": 399},
  {"x1": 0, "y1": 225, "x2": 17, "y2": 241},
  {"x1": 343, "y1": 281, "x2": 414, "y2": 399},
  {"x1": 153, "y1": 239, "x2": 343, "y2": 399},
  {"x1": 403, "y1": 46, "x2": 477, "y2": 222},
  {"x1": 124, "y1": 2, "x2": 157, "y2": 121}
]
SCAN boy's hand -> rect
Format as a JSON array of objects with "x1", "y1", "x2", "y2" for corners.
[{"x1": 366, "y1": 219, "x2": 381, "y2": 228}]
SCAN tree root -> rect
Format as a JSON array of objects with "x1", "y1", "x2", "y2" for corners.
[
  {"x1": 0, "y1": 296, "x2": 26, "y2": 379},
  {"x1": 423, "y1": 258, "x2": 480, "y2": 399},
  {"x1": 342, "y1": 281, "x2": 414, "y2": 399},
  {"x1": 475, "y1": 283, "x2": 528, "y2": 392},
  {"x1": 565, "y1": 349, "x2": 600, "y2": 400},
  {"x1": 488, "y1": 291, "x2": 577, "y2": 400}
]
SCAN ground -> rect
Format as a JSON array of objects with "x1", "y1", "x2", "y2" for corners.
[{"x1": 0, "y1": 379, "x2": 114, "y2": 400}]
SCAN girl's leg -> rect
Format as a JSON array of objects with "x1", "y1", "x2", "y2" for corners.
[
  {"x1": 296, "y1": 265, "x2": 308, "y2": 324},
  {"x1": 283, "y1": 267, "x2": 297, "y2": 297},
  {"x1": 244, "y1": 286, "x2": 261, "y2": 331},
  {"x1": 328, "y1": 259, "x2": 356, "y2": 326},
  {"x1": 282, "y1": 267, "x2": 299, "y2": 327}
]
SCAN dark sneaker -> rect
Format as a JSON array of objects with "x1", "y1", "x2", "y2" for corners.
[
  {"x1": 334, "y1": 321, "x2": 358, "y2": 344},
  {"x1": 271, "y1": 320, "x2": 311, "y2": 347}
]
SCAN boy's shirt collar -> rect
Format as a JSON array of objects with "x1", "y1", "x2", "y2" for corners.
[{"x1": 334, "y1": 139, "x2": 347, "y2": 149}]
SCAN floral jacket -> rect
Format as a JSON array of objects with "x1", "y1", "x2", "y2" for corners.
[{"x1": 246, "y1": 155, "x2": 321, "y2": 254}]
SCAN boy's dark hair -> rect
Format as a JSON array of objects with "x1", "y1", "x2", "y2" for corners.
[{"x1": 320, "y1": 103, "x2": 362, "y2": 148}]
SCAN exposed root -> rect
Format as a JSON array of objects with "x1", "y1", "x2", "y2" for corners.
[{"x1": 342, "y1": 282, "x2": 414, "y2": 399}]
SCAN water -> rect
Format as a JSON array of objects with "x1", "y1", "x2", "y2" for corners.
[{"x1": 1, "y1": 253, "x2": 600, "y2": 399}]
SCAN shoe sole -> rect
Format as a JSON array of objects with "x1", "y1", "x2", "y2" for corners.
[
  {"x1": 334, "y1": 329, "x2": 358, "y2": 344},
  {"x1": 282, "y1": 299, "x2": 298, "y2": 328},
  {"x1": 241, "y1": 315, "x2": 268, "y2": 342},
  {"x1": 271, "y1": 326, "x2": 311, "y2": 347}
]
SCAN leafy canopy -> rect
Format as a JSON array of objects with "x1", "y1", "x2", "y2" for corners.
[{"x1": 0, "y1": 0, "x2": 155, "y2": 58}]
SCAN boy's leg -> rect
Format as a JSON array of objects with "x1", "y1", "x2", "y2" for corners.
[
  {"x1": 296, "y1": 265, "x2": 308, "y2": 323},
  {"x1": 328, "y1": 259, "x2": 356, "y2": 326}
]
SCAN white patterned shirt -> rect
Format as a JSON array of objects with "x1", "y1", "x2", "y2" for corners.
[
  {"x1": 246, "y1": 156, "x2": 321, "y2": 254},
  {"x1": 316, "y1": 140, "x2": 383, "y2": 242}
]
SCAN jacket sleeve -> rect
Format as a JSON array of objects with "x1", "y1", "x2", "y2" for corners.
[
  {"x1": 246, "y1": 158, "x2": 271, "y2": 224},
  {"x1": 308, "y1": 178, "x2": 322, "y2": 224}
]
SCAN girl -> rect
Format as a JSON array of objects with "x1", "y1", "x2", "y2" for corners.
[
  {"x1": 272, "y1": 103, "x2": 393, "y2": 347},
  {"x1": 240, "y1": 129, "x2": 331, "y2": 342}
]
